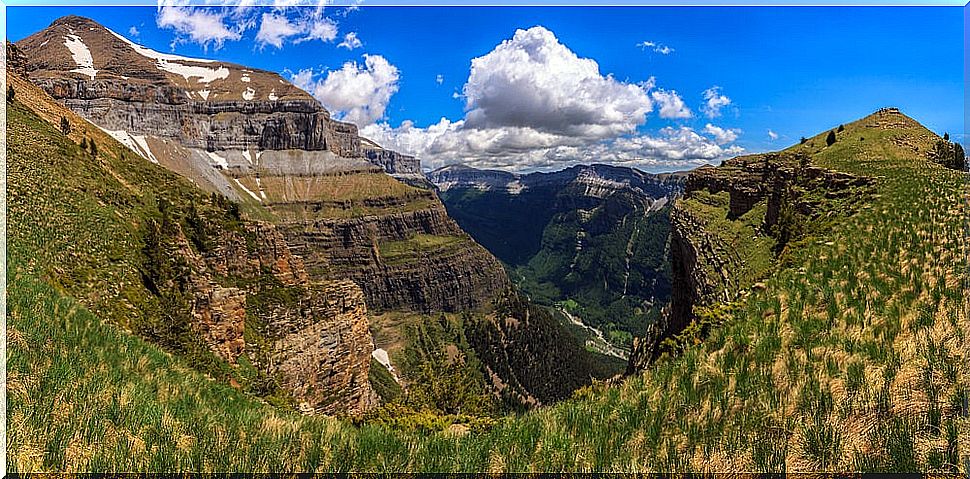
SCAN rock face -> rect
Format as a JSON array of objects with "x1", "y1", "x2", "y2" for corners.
[
  {"x1": 629, "y1": 151, "x2": 874, "y2": 371},
  {"x1": 16, "y1": 15, "x2": 509, "y2": 316},
  {"x1": 362, "y1": 138, "x2": 421, "y2": 175},
  {"x1": 14, "y1": 15, "x2": 405, "y2": 173},
  {"x1": 272, "y1": 189, "x2": 509, "y2": 312},
  {"x1": 182, "y1": 222, "x2": 378, "y2": 415}
]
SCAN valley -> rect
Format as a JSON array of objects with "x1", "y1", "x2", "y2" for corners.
[{"x1": 6, "y1": 11, "x2": 969, "y2": 474}]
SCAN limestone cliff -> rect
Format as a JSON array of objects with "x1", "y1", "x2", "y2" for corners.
[
  {"x1": 17, "y1": 15, "x2": 509, "y2": 315},
  {"x1": 629, "y1": 151, "x2": 874, "y2": 371},
  {"x1": 7, "y1": 67, "x2": 377, "y2": 416}
]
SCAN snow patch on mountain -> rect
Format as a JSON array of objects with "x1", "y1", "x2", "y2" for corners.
[
  {"x1": 63, "y1": 34, "x2": 97, "y2": 79},
  {"x1": 103, "y1": 26, "x2": 229, "y2": 83},
  {"x1": 206, "y1": 151, "x2": 229, "y2": 170}
]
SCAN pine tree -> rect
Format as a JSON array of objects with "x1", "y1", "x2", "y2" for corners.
[
  {"x1": 800, "y1": 137, "x2": 808, "y2": 145},
  {"x1": 952, "y1": 142, "x2": 966, "y2": 171},
  {"x1": 837, "y1": 124, "x2": 845, "y2": 132},
  {"x1": 89, "y1": 140, "x2": 98, "y2": 157},
  {"x1": 825, "y1": 130, "x2": 837, "y2": 146},
  {"x1": 60, "y1": 116, "x2": 71, "y2": 136},
  {"x1": 80, "y1": 137, "x2": 88, "y2": 151},
  {"x1": 943, "y1": 132, "x2": 949, "y2": 141},
  {"x1": 6, "y1": 85, "x2": 14, "y2": 103}
]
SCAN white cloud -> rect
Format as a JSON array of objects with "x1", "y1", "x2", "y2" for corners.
[
  {"x1": 300, "y1": 16, "x2": 338, "y2": 43},
  {"x1": 338, "y1": 31, "x2": 362, "y2": 50},
  {"x1": 701, "y1": 86, "x2": 732, "y2": 118},
  {"x1": 436, "y1": 74, "x2": 444, "y2": 85},
  {"x1": 255, "y1": 11, "x2": 337, "y2": 49},
  {"x1": 768, "y1": 129, "x2": 779, "y2": 140},
  {"x1": 291, "y1": 54, "x2": 400, "y2": 126},
  {"x1": 255, "y1": 12, "x2": 302, "y2": 48},
  {"x1": 362, "y1": 121, "x2": 741, "y2": 172},
  {"x1": 155, "y1": 0, "x2": 342, "y2": 50},
  {"x1": 636, "y1": 40, "x2": 674, "y2": 55},
  {"x1": 651, "y1": 89, "x2": 692, "y2": 119},
  {"x1": 704, "y1": 123, "x2": 740, "y2": 144},
  {"x1": 461, "y1": 26, "x2": 652, "y2": 139},
  {"x1": 354, "y1": 26, "x2": 741, "y2": 172},
  {"x1": 128, "y1": 26, "x2": 141, "y2": 38},
  {"x1": 156, "y1": 2, "x2": 243, "y2": 50}
]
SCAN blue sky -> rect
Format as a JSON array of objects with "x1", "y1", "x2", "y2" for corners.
[{"x1": 8, "y1": 5, "x2": 964, "y2": 172}]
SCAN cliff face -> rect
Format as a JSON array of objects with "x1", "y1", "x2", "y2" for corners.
[
  {"x1": 183, "y1": 223, "x2": 377, "y2": 415},
  {"x1": 17, "y1": 15, "x2": 508, "y2": 315},
  {"x1": 629, "y1": 151, "x2": 875, "y2": 370},
  {"x1": 266, "y1": 185, "x2": 509, "y2": 312},
  {"x1": 7, "y1": 66, "x2": 377, "y2": 416}
]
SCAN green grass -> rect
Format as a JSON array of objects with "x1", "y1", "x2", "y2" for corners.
[
  {"x1": 378, "y1": 234, "x2": 470, "y2": 266},
  {"x1": 9, "y1": 76, "x2": 968, "y2": 472}
]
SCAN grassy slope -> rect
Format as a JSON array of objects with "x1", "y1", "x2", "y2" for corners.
[{"x1": 10, "y1": 72, "x2": 968, "y2": 472}]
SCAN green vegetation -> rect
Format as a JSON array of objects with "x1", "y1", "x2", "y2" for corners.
[
  {"x1": 378, "y1": 234, "x2": 470, "y2": 266},
  {"x1": 9, "y1": 75, "x2": 968, "y2": 472}
]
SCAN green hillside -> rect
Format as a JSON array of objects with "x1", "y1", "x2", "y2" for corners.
[{"x1": 9, "y1": 69, "x2": 968, "y2": 473}]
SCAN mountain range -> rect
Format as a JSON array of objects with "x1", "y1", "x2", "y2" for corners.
[{"x1": 7, "y1": 14, "x2": 969, "y2": 473}]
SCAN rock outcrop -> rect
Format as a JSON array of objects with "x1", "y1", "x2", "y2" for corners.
[
  {"x1": 629, "y1": 151, "x2": 874, "y2": 371},
  {"x1": 181, "y1": 222, "x2": 378, "y2": 415},
  {"x1": 362, "y1": 138, "x2": 421, "y2": 175},
  {"x1": 274, "y1": 191, "x2": 509, "y2": 312}
]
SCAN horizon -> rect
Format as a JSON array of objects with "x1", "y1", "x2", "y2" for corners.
[{"x1": 8, "y1": 5, "x2": 963, "y2": 174}]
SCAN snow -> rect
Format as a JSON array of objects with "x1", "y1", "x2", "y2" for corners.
[
  {"x1": 242, "y1": 87, "x2": 256, "y2": 101},
  {"x1": 371, "y1": 348, "x2": 400, "y2": 382},
  {"x1": 268, "y1": 90, "x2": 279, "y2": 101},
  {"x1": 158, "y1": 60, "x2": 229, "y2": 84},
  {"x1": 105, "y1": 26, "x2": 217, "y2": 64},
  {"x1": 206, "y1": 151, "x2": 229, "y2": 170},
  {"x1": 63, "y1": 34, "x2": 98, "y2": 79},
  {"x1": 240, "y1": 75, "x2": 251, "y2": 83},
  {"x1": 197, "y1": 89, "x2": 211, "y2": 101},
  {"x1": 129, "y1": 134, "x2": 159, "y2": 164},
  {"x1": 254, "y1": 175, "x2": 267, "y2": 200},
  {"x1": 95, "y1": 126, "x2": 157, "y2": 165},
  {"x1": 233, "y1": 178, "x2": 262, "y2": 202},
  {"x1": 242, "y1": 150, "x2": 253, "y2": 165},
  {"x1": 103, "y1": 26, "x2": 229, "y2": 84},
  {"x1": 96, "y1": 126, "x2": 144, "y2": 159}
]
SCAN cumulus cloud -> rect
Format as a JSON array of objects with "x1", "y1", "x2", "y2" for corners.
[
  {"x1": 768, "y1": 129, "x2": 779, "y2": 140},
  {"x1": 651, "y1": 89, "x2": 692, "y2": 119},
  {"x1": 461, "y1": 26, "x2": 652, "y2": 139},
  {"x1": 354, "y1": 26, "x2": 741, "y2": 172},
  {"x1": 291, "y1": 54, "x2": 400, "y2": 126},
  {"x1": 703, "y1": 124, "x2": 740, "y2": 144},
  {"x1": 701, "y1": 86, "x2": 732, "y2": 118},
  {"x1": 636, "y1": 40, "x2": 674, "y2": 55},
  {"x1": 362, "y1": 120, "x2": 741, "y2": 172},
  {"x1": 255, "y1": 10, "x2": 337, "y2": 48},
  {"x1": 128, "y1": 26, "x2": 141, "y2": 38},
  {"x1": 338, "y1": 32, "x2": 362, "y2": 50}
]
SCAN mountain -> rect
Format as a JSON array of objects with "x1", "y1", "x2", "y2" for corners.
[
  {"x1": 15, "y1": 15, "x2": 506, "y2": 315},
  {"x1": 9, "y1": 37, "x2": 968, "y2": 471},
  {"x1": 429, "y1": 163, "x2": 687, "y2": 351},
  {"x1": 9, "y1": 16, "x2": 616, "y2": 419}
]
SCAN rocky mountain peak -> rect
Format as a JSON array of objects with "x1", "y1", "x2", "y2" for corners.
[{"x1": 18, "y1": 15, "x2": 313, "y2": 104}]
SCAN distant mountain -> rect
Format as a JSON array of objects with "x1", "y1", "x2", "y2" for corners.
[{"x1": 429, "y1": 163, "x2": 688, "y2": 348}]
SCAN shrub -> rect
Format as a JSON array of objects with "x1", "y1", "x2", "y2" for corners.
[
  {"x1": 6, "y1": 85, "x2": 14, "y2": 103},
  {"x1": 60, "y1": 116, "x2": 71, "y2": 136},
  {"x1": 826, "y1": 130, "x2": 837, "y2": 146}
]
